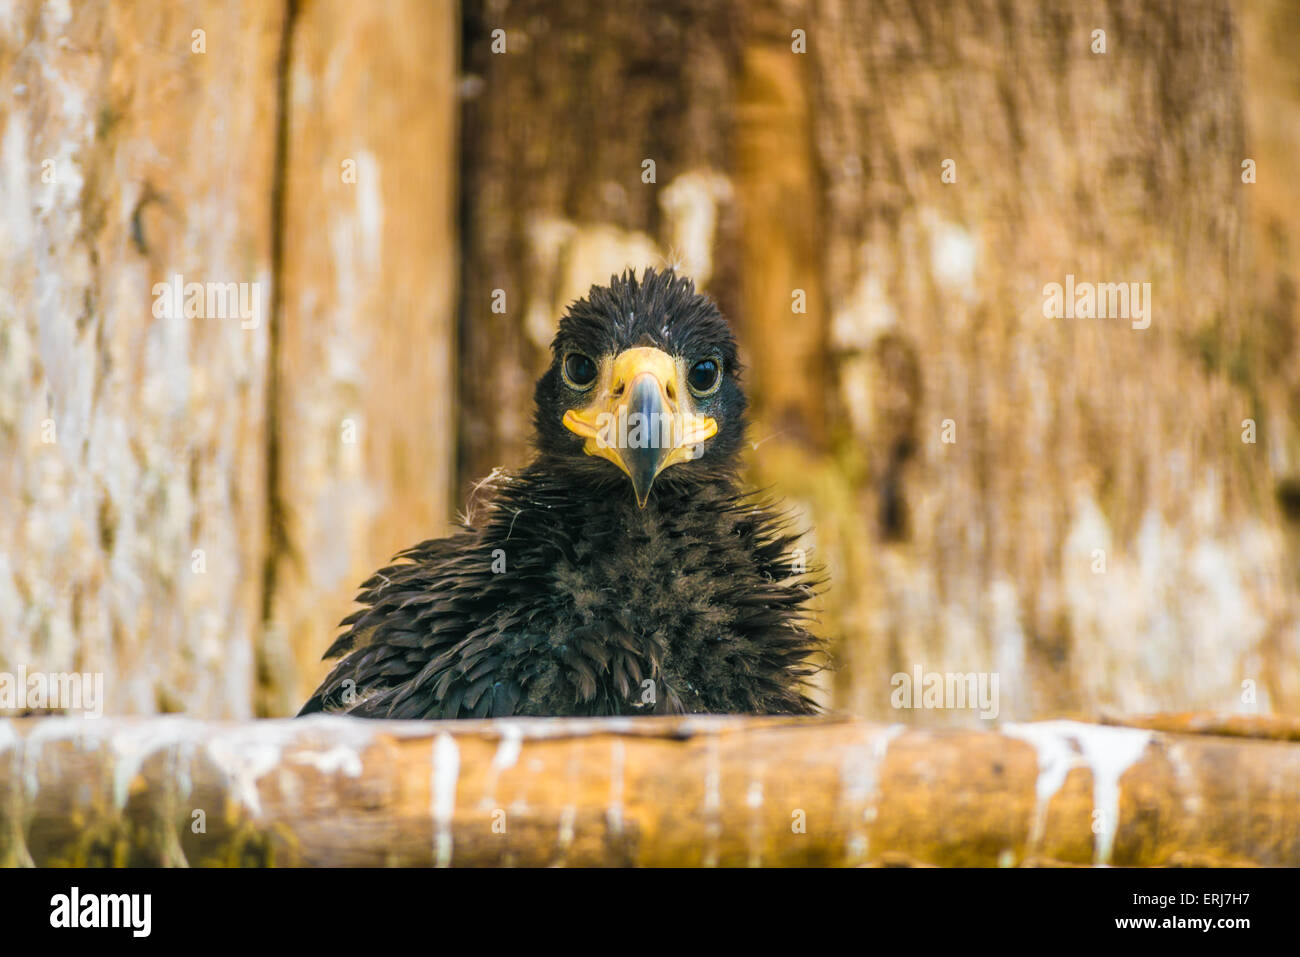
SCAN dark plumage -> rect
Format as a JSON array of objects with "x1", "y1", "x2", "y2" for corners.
[{"x1": 299, "y1": 268, "x2": 823, "y2": 719}]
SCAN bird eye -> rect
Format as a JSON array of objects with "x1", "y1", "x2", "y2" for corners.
[
  {"x1": 687, "y1": 357, "x2": 721, "y2": 396},
  {"x1": 562, "y1": 352, "x2": 598, "y2": 390}
]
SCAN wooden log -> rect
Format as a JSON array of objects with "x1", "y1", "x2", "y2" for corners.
[
  {"x1": 268, "y1": 0, "x2": 460, "y2": 713},
  {"x1": 0, "y1": 1, "x2": 459, "y2": 719},
  {"x1": 1102, "y1": 710, "x2": 1300, "y2": 742},
  {"x1": 1, "y1": 713, "x2": 1297, "y2": 867},
  {"x1": 0, "y1": 1, "x2": 285, "y2": 718}
]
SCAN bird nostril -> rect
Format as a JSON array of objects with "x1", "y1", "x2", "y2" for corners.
[
  {"x1": 665, "y1": 381, "x2": 676, "y2": 402},
  {"x1": 611, "y1": 380, "x2": 625, "y2": 398}
]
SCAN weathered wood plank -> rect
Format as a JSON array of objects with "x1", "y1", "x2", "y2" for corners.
[
  {"x1": 261, "y1": 0, "x2": 461, "y2": 713},
  {"x1": 1103, "y1": 710, "x2": 1300, "y2": 742},
  {"x1": 2, "y1": 714, "x2": 1296, "y2": 867},
  {"x1": 791, "y1": 0, "x2": 1292, "y2": 720},
  {"x1": 0, "y1": 1, "x2": 285, "y2": 717}
]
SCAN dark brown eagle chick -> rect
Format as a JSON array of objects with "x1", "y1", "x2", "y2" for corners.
[{"x1": 300, "y1": 268, "x2": 823, "y2": 719}]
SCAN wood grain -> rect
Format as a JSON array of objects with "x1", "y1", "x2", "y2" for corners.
[{"x1": 2, "y1": 713, "x2": 1297, "y2": 867}]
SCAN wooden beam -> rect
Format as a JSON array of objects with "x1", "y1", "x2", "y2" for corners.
[
  {"x1": 269, "y1": 0, "x2": 461, "y2": 714},
  {"x1": 0, "y1": 0, "x2": 284, "y2": 719},
  {"x1": 1, "y1": 714, "x2": 1296, "y2": 866}
]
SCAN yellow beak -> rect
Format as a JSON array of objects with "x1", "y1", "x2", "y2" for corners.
[{"x1": 562, "y1": 347, "x2": 718, "y2": 507}]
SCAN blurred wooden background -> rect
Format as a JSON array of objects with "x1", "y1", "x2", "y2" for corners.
[{"x1": 1, "y1": 0, "x2": 1297, "y2": 721}]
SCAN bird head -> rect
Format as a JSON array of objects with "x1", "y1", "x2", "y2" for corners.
[{"x1": 534, "y1": 268, "x2": 748, "y2": 507}]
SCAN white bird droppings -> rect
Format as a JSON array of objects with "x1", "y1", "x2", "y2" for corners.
[
  {"x1": 290, "y1": 744, "x2": 364, "y2": 778},
  {"x1": 431, "y1": 733, "x2": 460, "y2": 868},
  {"x1": 1004, "y1": 720, "x2": 1152, "y2": 865},
  {"x1": 491, "y1": 724, "x2": 524, "y2": 772},
  {"x1": 840, "y1": 724, "x2": 904, "y2": 864}
]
